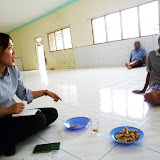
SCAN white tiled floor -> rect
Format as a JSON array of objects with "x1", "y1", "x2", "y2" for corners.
[{"x1": 1, "y1": 66, "x2": 160, "y2": 160}]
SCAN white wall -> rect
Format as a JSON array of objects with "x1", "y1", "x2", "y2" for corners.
[
  {"x1": 74, "y1": 34, "x2": 159, "y2": 68},
  {"x1": 11, "y1": 0, "x2": 154, "y2": 70}
]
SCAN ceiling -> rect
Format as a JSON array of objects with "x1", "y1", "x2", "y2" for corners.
[{"x1": 0, "y1": 0, "x2": 73, "y2": 34}]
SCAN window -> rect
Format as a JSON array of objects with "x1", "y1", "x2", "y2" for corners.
[
  {"x1": 139, "y1": 1, "x2": 159, "y2": 36},
  {"x1": 92, "y1": 0, "x2": 159, "y2": 44},
  {"x1": 121, "y1": 7, "x2": 139, "y2": 39},
  {"x1": 63, "y1": 28, "x2": 72, "y2": 49},
  {"x1": 48, "y1": 33, "x2": 56, "y2": 51},
  {"x1": 55, "y1": 30, "x2": 63, "y2": 50},
  {"x1": 105, "y1": 12, "x2": 121, "y2": 41},
  {"x1": 48, "y1": 27, "x2": 72, "y2": 51},
  {"x1": 92, "y1": 17, "x2": 107, "y2": 44}
]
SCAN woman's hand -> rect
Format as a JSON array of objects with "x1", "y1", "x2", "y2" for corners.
[
  {"x1": 8, "y1": 103, "x2": 25, "y2": 114},
  {"x1": 45, "y1": 90, "x2": 62, "y2": 102},
  {"x1": 132, "y1": 89, "x2": 145, "y2": 94}
]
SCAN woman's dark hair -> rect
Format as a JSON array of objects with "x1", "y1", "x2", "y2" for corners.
[{"x1": 0, "y1": 33, "x2": 12, "y2": 56}]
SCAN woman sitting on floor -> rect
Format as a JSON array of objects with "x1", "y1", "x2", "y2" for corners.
[{"x1": 0, "y1": 33, "x2": 62, "y2": 156}]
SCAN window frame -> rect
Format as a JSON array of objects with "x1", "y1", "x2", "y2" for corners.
[
  {"x1": 121, "y1": 7, "x2": 139, "y2": 39},
  {"x1": 47, "y1": 27, "x2": 73, "y2": 52},
  {"x1": 105, "y1": 12, "x2": 122, "y2": 42},
  {"x1": 91, "y1": 16, "x2": 107, "y2": 44},
  {"x1": 139, "y1": 0, "x2": 159, "y2": 36},
  {"x1": 91, "y1": 0, "x2": 160, "y2": 45}
]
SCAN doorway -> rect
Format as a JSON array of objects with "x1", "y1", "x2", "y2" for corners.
[
  {"x1": 35, "y1": 36, "x2": 46, "y2": 70},
  {"x1": 35, "y1": 36, "x2": 48, "y2": 89}
]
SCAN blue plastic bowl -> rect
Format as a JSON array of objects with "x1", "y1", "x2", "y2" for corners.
[
  {"x1": 110, "y1": 126, "x2": 144, "y2": 144},
  {"x1": 64, "y1": 117, "x2": 90, "y2": 130}
]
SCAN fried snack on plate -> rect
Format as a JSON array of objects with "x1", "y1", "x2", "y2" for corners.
[
  {"x1": 115, "y1": 127, "x2": 139, "y2": 143},
  {"x1": 70, "y1": 124, "x2": 77, "y2": 128}
]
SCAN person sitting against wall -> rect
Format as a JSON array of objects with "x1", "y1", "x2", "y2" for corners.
[
  {"x1": 133, "y1": 35, "x2": 160, "y2": 105},
  {"x1": 125, "y1": 41, "x2": 146, "y2": 69},
  {"x1": 0, "y1": 33, "x2": 62, "y2": 156}
]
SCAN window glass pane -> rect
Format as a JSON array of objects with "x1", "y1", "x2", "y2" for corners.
[
  {"x1": 121, "y1": 7, "x2": 139, "y2": 39},
  {"x1": 55, "y1": 30, "x2": 63, "y2": 50},
  {"x1": 48, "y1": 33, "x2": 56, "y2": 51},
  {"x1": 105, "y1": 12, "x2": 121, "y2": 41},
  {"x1": 92, "y1": 17, "x2": 107, "y2": 44},
  {"x1": 139, "y1": 1, "x2": 159, "y2": 36},
  {"x1": 63, "y1": 28, "x2": 72, "y2": 49}
]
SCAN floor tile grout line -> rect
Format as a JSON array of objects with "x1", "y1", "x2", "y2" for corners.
[
  {"x1": 34, "y1": 134, "x2": 82, "y2": 159},
  {"x1": 143, "y1": 123, "x2": 160, "y2": 128},
  {"x1": 138, "y1": 121, "x2": 160, "y2": 129},
  {"x1": 35, "y1": 153, "x2": 48, "y2": 160},
  {"x1": 59, "y1": 105, "x2": 160, "y2": 128},
  {"x1": 60, "y1": 148, "x2": 81, "y2": 160},
  {"x1": 99, "y1": 143, "x2": 119, "y2": 160},
  {"x1": 100, "y1": 111, "x2": 150, "y2": 123},
  {"x1": 34, "y1": 127, "x2": 87, "y2": 146},
  {"x1": 58, "y1": 108, "x2": 160, "y2": 131},
  {"x1": 140, "y1": 117, "x2": 151, "y2": 126},
  {"x1": 134, "y1": 143, "x2": 160, "y2": 154},
  {"x1": 57, "y1": 105, "x2": 146, "y2": 125},
  {"x1": 35, "y1": 148, "x2": 81, "y2": 160},
  {"x1": 57, "y1": 105, "x2": 100, "y2": 113},
  {"x1": 57, "y1": 103, "x2": 158, "y2": 125},
  {"x1": 98, "y1": 142, "x2": 160, "y2": 160},
  {"x1": 34, "y1": 134, "x2": 50, "y2": 143},
  {"x1": 100, "y1": 112, "x2": 143, "y2": 124}
]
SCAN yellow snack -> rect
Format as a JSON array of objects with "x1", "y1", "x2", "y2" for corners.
[
  {"x1": 115, "y1": 127, "x2": 139, "y2": 143},
  {"x1": 70, "y1": 124, "x2": 77, "y2": 128}
]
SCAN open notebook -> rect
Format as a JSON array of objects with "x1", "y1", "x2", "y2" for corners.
[{"x1": 12, "y1": 109, "x2": 40, "y2": 117}]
